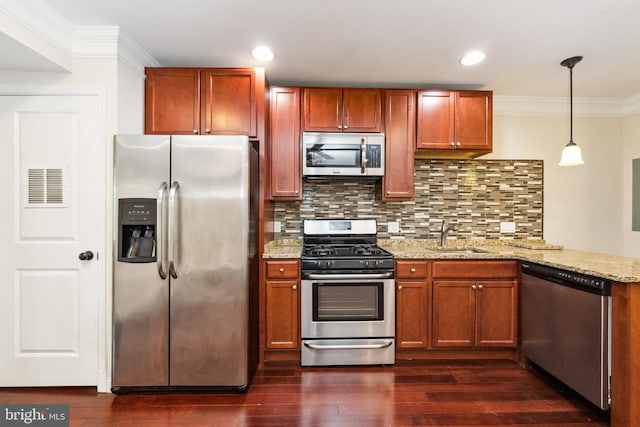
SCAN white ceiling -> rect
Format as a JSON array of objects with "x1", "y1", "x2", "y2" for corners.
[{"x1": 19, "y1": 0, "x2": 640, "y2": 97}]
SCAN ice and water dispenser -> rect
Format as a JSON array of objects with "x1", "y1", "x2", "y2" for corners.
[{"x1": 117, "y1": 198, "x2": 156, "y2": 262}]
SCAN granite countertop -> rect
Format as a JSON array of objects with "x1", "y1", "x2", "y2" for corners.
[{"x1": 263, "y1": 238, "x2": 640, "y2": 283}]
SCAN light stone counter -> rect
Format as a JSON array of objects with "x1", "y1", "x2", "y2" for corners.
[
  {"x1": 262, "y1": 239, "x2": 302, "y2": 259},
  {"x1": 263, "y1": 238, "x2": 640, "y2": 283}
]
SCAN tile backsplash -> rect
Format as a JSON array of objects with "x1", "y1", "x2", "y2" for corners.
[{"x1": 274, "y1": 159, "x2": 543, "y2": 240}]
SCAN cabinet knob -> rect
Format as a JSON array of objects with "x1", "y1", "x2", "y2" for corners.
[
  {"x1": 410, "y1": 268, "x2": 416, "y2": 273},
  {"x1": 292, "y1": 285, "x2": 297, "y2": 290},
  {"x1": 456, "y1": 141, "x2": 461, "y2": 146},
  {"x1": 397, "y1": 285, "x2": 403, "y2": 290},
  {"x1": 295, "y1": 190, "x2": 299, "y2": 194},
  {"x1": 472, "y1": 285, "x2": 477, "y2": 290},
  {"x1": 279, "y1": 267, "x2": 285, "y2": 273},
  {"x1": 450, "y1": 142, "x2": 455, "y2": 146},
  {"x1": 386, "y1": 191, "x2": 390, "y2": 195},
  {"x1": 337, "y1": 125, "x2": 343, "y2": 130},
  {"x1": 478, "y1": 284, "x2": 483, "y2": 289},
  {"x1": 192, "y1": 130, "x2": 198, "y2": 134},
  {"x1": 205, "y1": 128, "x2": 211, "y2": 134}
]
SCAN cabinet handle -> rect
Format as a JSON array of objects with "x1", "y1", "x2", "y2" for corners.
[
  {"x1": 478, "y1": 284, "x2": 483, "y2": 289},
  {"x1": 410, "y1": 268, "x2": 416, "y2": 273},
  {"x1": 292, "y1": 285, "x2": 297, "y2": 290},
  {"x1": 192, "y1": 129, "x2": 198, "y2": 134},
  {"x1": 279, "y1": 267, "x2": 285, "y2": 272},
  {"x1": 472, "y1": 285, "x2": 477, "y2": 290},
  {"x1": 205, "y1": 128, "x2": 211, "y2": 134},
  {"x1": 397, "y1": 285, "x2": 403, "y2": 290}
]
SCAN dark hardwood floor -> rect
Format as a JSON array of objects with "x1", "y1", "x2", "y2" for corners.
[{"x1": 0, "y1": 360, "x2": 609, "y2": 426}]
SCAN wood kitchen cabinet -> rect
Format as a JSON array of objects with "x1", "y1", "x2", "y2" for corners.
[
  {"x1": 431, "y1": 260, "x2": 517, "y2": 348},
  {"x1": 302, "y1": 87, "x2": 382, "y2": 132},
  {"x1": 264, "y1": 260, "x2": 300, "y2": 350},
  {"x1": 395, "y1": 260, "x2": 429, "y2": 349},
  {"x1": 270, "y1": 87, "x2": 302, "y2": 200},
  {"x1": 382, "y1": 90, "x2": 416, "y2": 201},
  {"x1": 416, "y1": 90, "x2": 492, "y2": 156},
  {"x1": 145, "y1": 67, "x2": 262, "y2": 138},
  {"x1": 145, "y1": 68, "x2": 200, "y2": 135}
]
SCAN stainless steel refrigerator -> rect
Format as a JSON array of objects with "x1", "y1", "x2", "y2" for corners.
[{"x1": 112, "y1": 134, "x2": 259, "y2": 393}]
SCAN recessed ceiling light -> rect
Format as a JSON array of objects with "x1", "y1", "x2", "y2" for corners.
[
  {"x1": 460, "y1": 50, "x2": 486, "y2": 66},
  {"x1": 251, "y1": 46, "x2": 275, "y2": 61}
]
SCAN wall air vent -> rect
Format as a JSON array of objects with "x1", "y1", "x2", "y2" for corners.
[{"x1": 27, "y1": 168, "x2": 64, "y2": 206}]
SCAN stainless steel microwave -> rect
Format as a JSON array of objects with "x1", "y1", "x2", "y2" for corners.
[{"x1": 302, "y1": 132, "x2": 385, "y2": 177}]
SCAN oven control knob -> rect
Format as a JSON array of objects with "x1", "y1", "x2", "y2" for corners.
[
  {"x1": 360, "y1": 260, "x2": 369, "y2": 268},
  {"x1": 322, "y1": 260, "x2": 334, "y2": 269}
]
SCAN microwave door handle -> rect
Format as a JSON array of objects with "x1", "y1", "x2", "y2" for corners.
[{"x1": 360, "y1": 138, "x2": 367, "y2": 174}]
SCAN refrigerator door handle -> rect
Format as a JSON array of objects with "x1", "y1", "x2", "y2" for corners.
[
  {"x1": 157, "y1": 182, "x2": 168, "y2": 279},
  {"x1": 168, "y1": 181, "x2": 180, "y2": 279}
]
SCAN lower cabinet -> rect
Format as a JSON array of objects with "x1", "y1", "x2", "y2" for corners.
[
  {"x1": 431, "y1": 261, "x2": 518, "y2": 349},
  {"x1": 264, "y1": 260, "x2": 300, "y2": 353},
  {"x1": 395, "y1": 260, "x2": 429, "y2": 348}
]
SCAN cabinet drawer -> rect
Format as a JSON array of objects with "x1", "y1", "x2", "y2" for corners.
[
  {"x1": 432, "y1": 260, "x2": 517, "y2": 279},
  {"x1": 266, "y1": 260, "x2": 299, "y2": 279},
  {"x1": 396, "y1": 260, "x2": 429, "y2": 279}
]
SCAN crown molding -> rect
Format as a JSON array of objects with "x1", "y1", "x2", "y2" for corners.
[
  {"x1": 0, "y1": 0, "x2": 74, "y2": 70},
  {"x1": 0, "y1": 1, "x2": 158, "y2": 74},
  {"x1": 494, "y1": 94, "x2": 640, "y2": 118},
  {"x1": 117, "y1": 29, "x2": 160, "y2": 77}
]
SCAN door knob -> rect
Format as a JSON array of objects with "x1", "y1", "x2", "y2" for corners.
[{"x1": 79, "y1": 251, "x2": 94, "y2": 261}]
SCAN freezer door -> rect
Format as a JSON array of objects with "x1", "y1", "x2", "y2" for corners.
[
  {"x1": 169, "y1": 135, "x2": 251, "y2": 386},
  {"x1": 112, "y1": 135, "x2": 170, "y2": 387}
]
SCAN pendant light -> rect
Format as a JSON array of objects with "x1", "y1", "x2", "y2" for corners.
[{"x1": 559, "y1": 56, "x2": 584, "y2": 166}]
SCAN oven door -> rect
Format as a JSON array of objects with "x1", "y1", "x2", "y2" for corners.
[{"x1": 301, "y1": 277, "x2": 395, "y2": 339}]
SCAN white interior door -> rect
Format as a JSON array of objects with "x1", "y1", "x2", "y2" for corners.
[{"x1": 0, "y1": 95, "x2": 100, "y2": 386}]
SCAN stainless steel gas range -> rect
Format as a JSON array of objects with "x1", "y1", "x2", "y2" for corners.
[{"x1": 300, "y1": 219, "x2": 395, "y2": 366}]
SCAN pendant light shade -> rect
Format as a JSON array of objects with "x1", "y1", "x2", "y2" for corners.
[{"x1": 559, "y1": 56, "x2": 584, "y2": 167}]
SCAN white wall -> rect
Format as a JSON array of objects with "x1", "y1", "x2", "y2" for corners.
[
  {"x1": 489, "y1": 113, "x2": 625, "y2": 255},
  {"x1": 117, "y1": 60, "x2": 144, "y2": 133},
  {"x1": 623, "y1": 113, "x2": 640, "y2": 258}
]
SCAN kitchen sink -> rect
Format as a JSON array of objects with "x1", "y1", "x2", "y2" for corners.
[{"x1": 432, "y1": 247, "x2": 489, "y2": 254}]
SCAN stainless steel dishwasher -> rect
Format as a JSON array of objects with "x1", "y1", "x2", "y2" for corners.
[{"x1": 521, "y1": 262, "x2": 611, "y2": 410}]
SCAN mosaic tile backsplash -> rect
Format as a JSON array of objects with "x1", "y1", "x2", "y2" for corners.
[{"x1": 274, "y1": 159, "x2": 544, "y2": 240}]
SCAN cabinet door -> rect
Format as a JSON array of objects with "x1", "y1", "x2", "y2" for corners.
[
  {"x1": 201, "y1": 69, "x2": 257, "y2": 137},
  {"x1": 396, "y1": 280, "x2": 428, "y2": 348},
  {"x1": 342, "y1": 89, "x2": 382, "y2": 132},
  {"x1": 432, "y1": 280, "x2": 475, "y2": 348},
  {"x1": 475, "y1": 280, "x2": 517, "y2": 347},
  {"x1": 265, "y1": 280, "x2": 299, "y2": 349},
  {"x1": 455, "y1": 91, "x2": 492, "y2": 151},
  {"x1": 302, "y1": 88, "x2": 343, "y2": 132},
  {"x1": 416, "y1": 90, "x2": 454, "y2": 149},
  {"x1": 145, "y1": 68, "x2": 200, "y2": 135},
  {"x1": 382, "y1": 90, "x2": 415, "y2": 200},
  {"x1": 270, "y1": 87, "x2": 302, "y2": 200}
]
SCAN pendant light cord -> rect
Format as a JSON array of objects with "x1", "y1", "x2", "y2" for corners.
[{"x1": 569, "y1": 65, "x2": 573, "y2": 144}]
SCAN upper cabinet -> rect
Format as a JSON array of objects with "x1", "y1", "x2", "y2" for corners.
[
  {"x1": 416, "y1": 90, "x2": 492, "y2": 156},
  {"x1": 270, "y1": 87, "x2": 302, "y2": 200},
  {"x1": 145, "y1": 68, "x2": 200, "y2": 135},
  {"x1": 302, "y1": 88, "x2": 382, "y2": 133},
  {"x1": 382, "y1": 89, "x2": 416, "y2": 201},
  {"x1": 145, "y1": 67, "x2": 262, "y2": 138}
]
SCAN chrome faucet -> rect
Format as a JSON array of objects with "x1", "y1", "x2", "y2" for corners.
[{"x1": 440, "y1": 220, "x2": 458, "y2": 247}]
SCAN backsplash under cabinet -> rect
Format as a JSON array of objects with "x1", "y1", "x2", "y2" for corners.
[{"x1": 274, "y1": 159, "x2": 543, "y2": 240}]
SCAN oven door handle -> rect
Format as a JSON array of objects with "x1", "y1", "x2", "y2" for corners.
[
  {"x1": 305, "y1": 272, "x2": 394, "y2": 280},
  {"x1": 304, "y1": 340, "x2": 393, "y2": 350}
]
